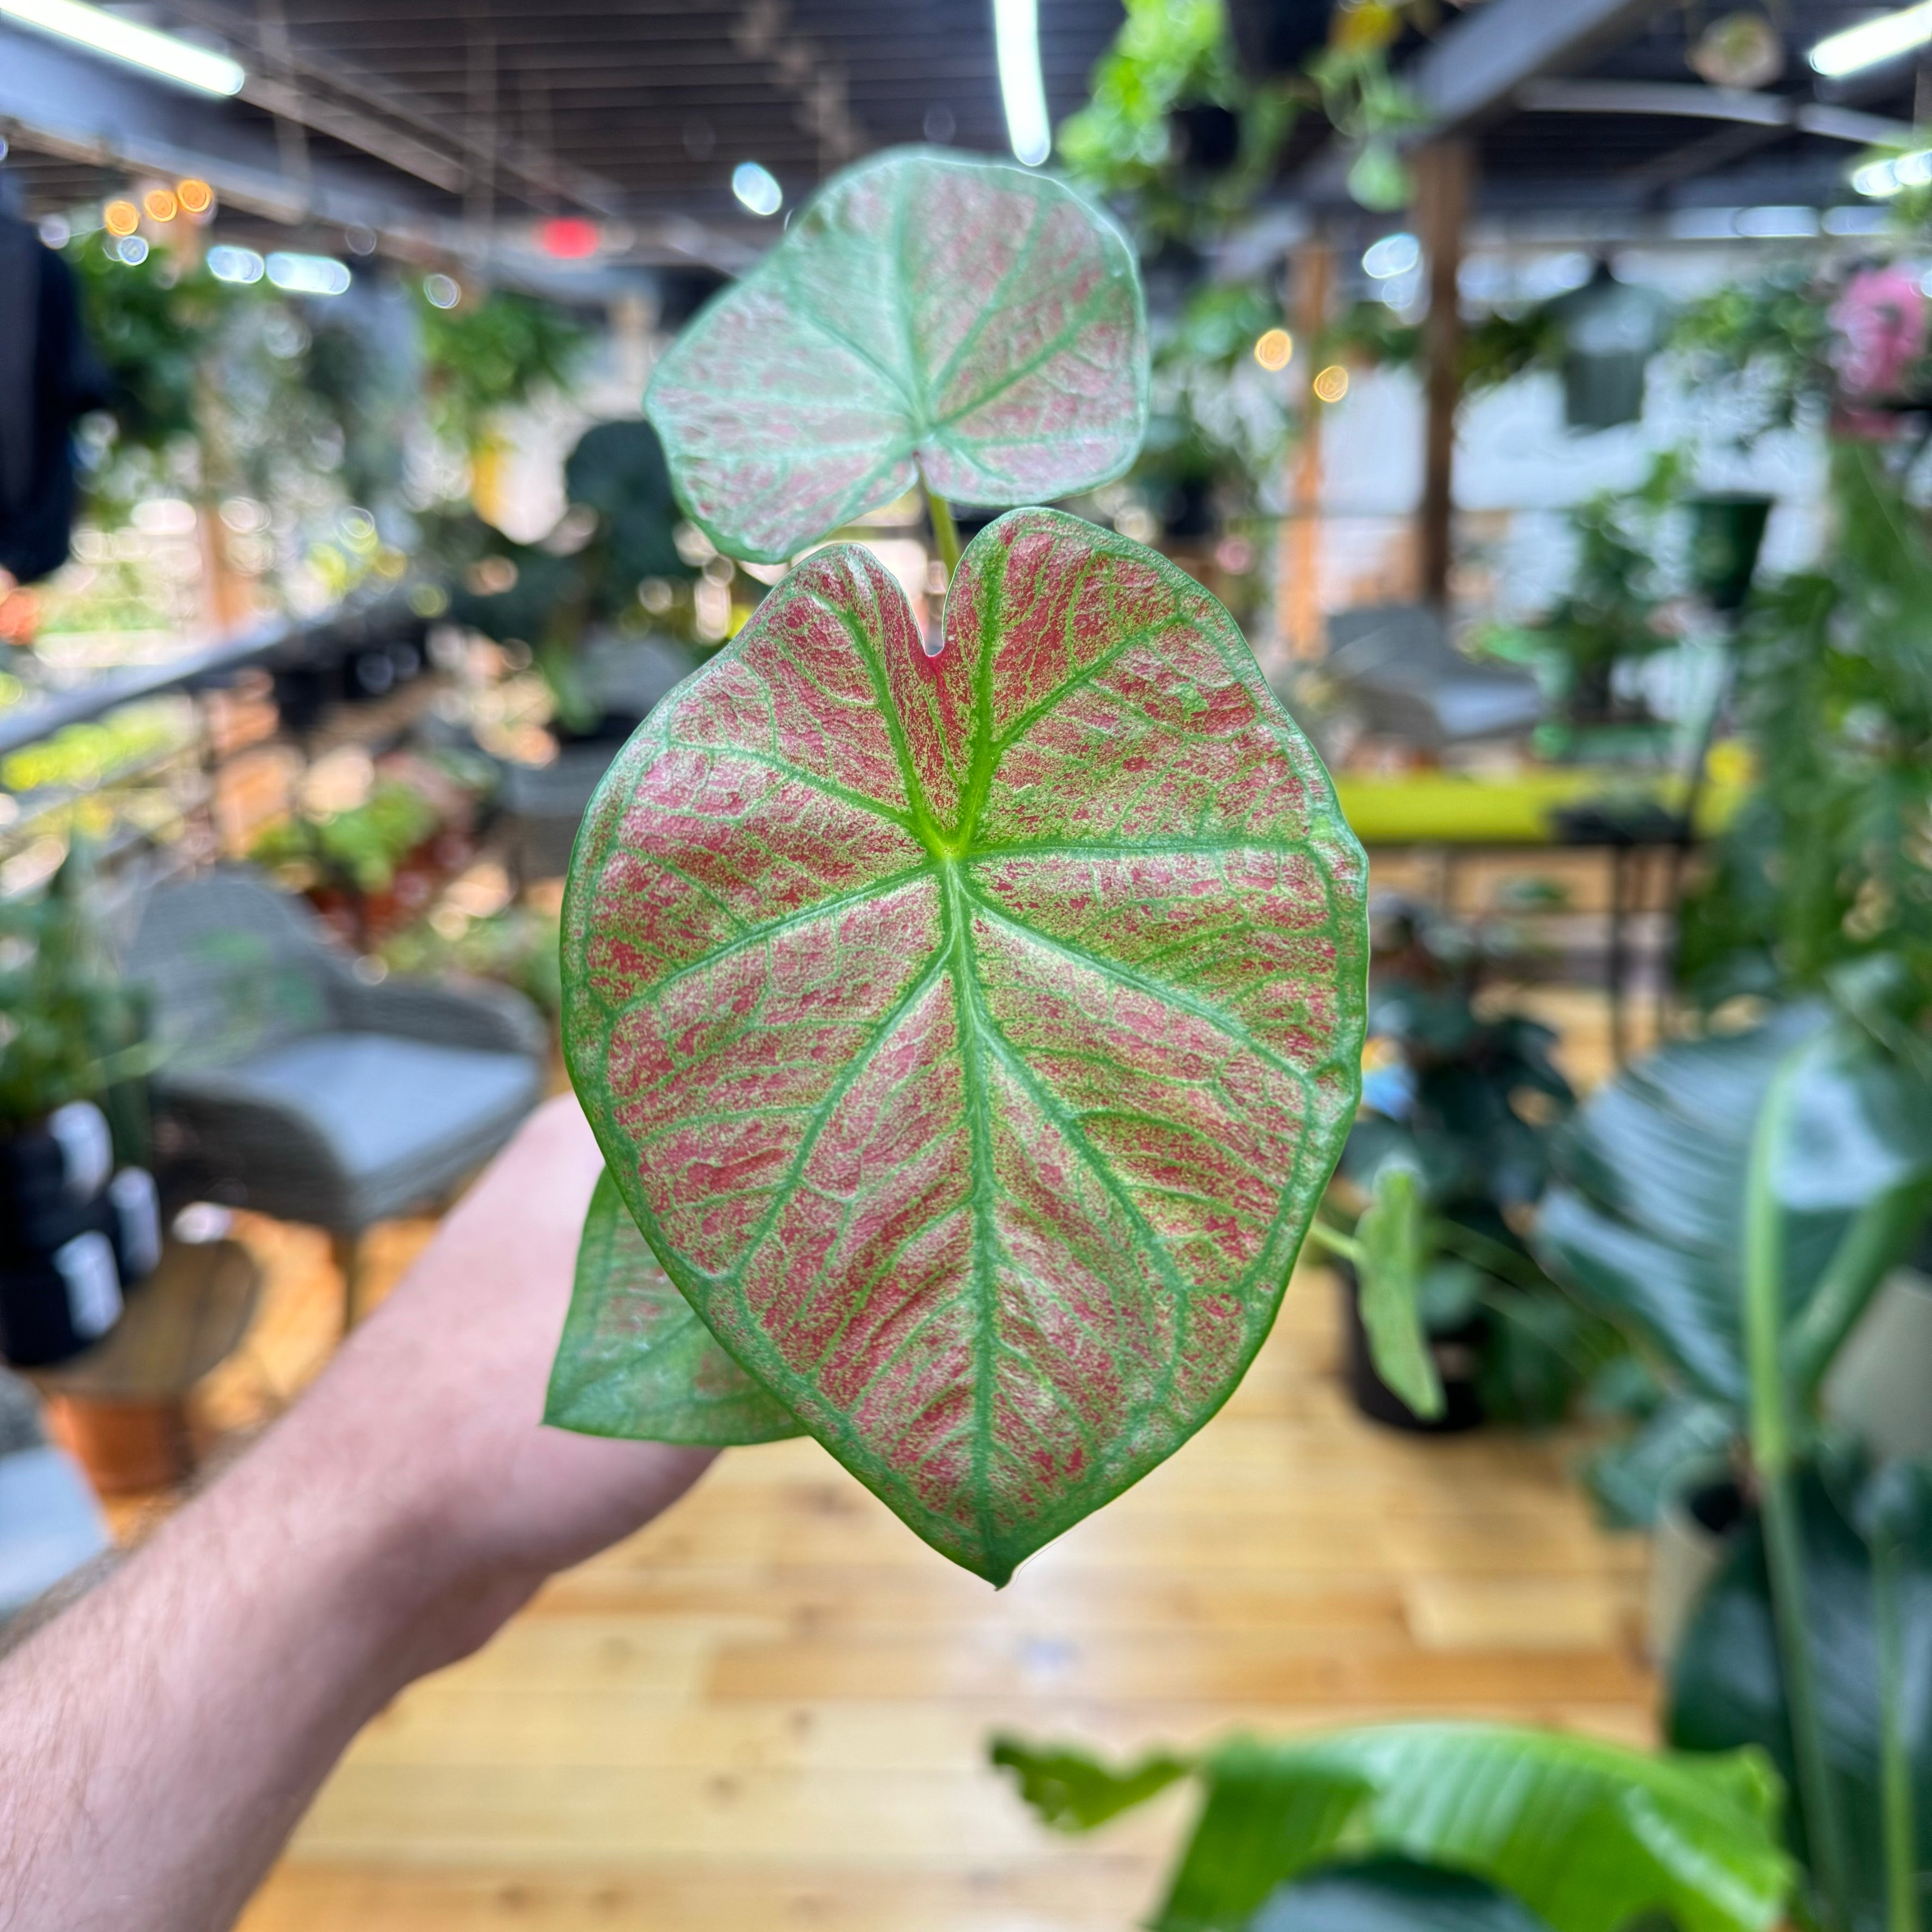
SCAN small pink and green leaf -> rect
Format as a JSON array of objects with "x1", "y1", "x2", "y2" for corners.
[
  {"x1": 545, "y1": 1167, "x2": 804, "y2": 1445},
  {"x1": 646, "y1": 149, "x2": 1149, "y2": 564},
  {"x1": 562, "y1": 510, "x2": 1367, "y2": 1582}
]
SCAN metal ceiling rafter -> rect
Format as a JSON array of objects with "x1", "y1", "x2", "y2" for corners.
[
  {"x1": 0, "y1": 26, "x2": 756, "y2": 272},
  {"x1": 1297, "y1": 0, "x2": 1679, "y2": 202},
  {"x1": 162, "y1": 0, "x2": 627, "y2": 214},
  {"x1": 1517, "y1": 78, "x2": 1912, "y2": 146}
]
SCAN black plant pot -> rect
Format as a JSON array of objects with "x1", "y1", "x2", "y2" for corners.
[
  {"x1": 0, "y1": 1106, "x2": 159, "y2": 1367},
  {"x1": 1337, "y1": 1264, "x2": 1486, "y2": 1434}
]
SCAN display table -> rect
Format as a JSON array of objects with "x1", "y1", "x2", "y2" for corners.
[
  {"x1": 1331, "y1": 760, "x2": 1749, "y2": 847},
  {"x1": 31, "y1": 1238, "x2": 262, "y2": 1495}
]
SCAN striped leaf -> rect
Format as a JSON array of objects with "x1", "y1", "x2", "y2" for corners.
[
  {"x1": 646, "y1": 148, "x2": 1148, "y2": 563},
  {"x1": 561, "y1": 508, "x2": 1366, "y2": 1582}
]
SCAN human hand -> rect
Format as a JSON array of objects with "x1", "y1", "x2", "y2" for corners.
[{"x1": 270, "y1": 1093, "x2": 715, "y2": 1673}]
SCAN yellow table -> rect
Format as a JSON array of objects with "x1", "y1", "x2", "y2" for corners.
[{"x1": 1332, "y1": 756, "x2": 1750, "y2": 847}]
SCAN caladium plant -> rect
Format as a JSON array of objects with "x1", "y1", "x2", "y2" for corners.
[
  {"x1": 646, "y1": 147, "x2": 1149, "y2": 566},
  {"x1": 548, "y1": 146, "x2": 1368, "y2": 1584}
]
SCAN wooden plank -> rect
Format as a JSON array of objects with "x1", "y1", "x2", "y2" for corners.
[{"x1": 224, "y1": 1172, "x2": 1657, "y2": 1931}]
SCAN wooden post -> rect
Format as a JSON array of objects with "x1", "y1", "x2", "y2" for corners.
[
  {"x1": 1414, "y1": 141, "x2": 1473, "y2": 611},
  {"x1": 1280, "y1": 238, "x2": 1333, "y2": 664}
]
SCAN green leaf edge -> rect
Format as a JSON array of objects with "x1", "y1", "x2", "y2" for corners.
[
  {"x1": 545, "y1": 1167, "x2": 807, "y2": 1446},
  {"x1": 647, "y1": 145, "x2": 1153, "y2": 566}
]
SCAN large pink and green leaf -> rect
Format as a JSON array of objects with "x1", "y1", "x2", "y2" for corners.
[
  {"x1": 560, "y1": 509, "x2": 1367, "y2": 1582},
  {"x1": 645, "y1": 148, "x2": 1148, "y2": 564},
  {"x1": 546, "y1": 1167, "x2": 804, "y2": 1445}
]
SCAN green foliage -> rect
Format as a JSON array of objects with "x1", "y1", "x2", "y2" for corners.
[
  {"x1": 250, "y1": 778, "x2": 441, "y2": 895},
  {"x1": 377, "y1": 900, "x2": 564, "y2": 1021},
  {"x1": 1058, "y1": 0, "x2": 1427, "y2": 231},
  {"x1": 1671, "y1": 264, "x2": 1837, "y2": 448},
  {"x1": 1681, "y1": 449, "x2": 1932, "y2": 1014},
  {"x1": 546, "y1": 1169, "x2": 804, "y2": 1444},
  {"x1": 0, "y1": 701, "x2": 187, "y2": 797},
  {"x1": 993, "y1": 1724, "x2": 1792, "y2": 1932},
  {"x1": 1353, "y1": 1162, "x2": 1443, "y2": 1420},
  {"x1": 1518, "y1": 456, "x2": 1687, "y2": 728},
  {"x1": 987, "y1": 1735, "x2": 1190, "y2": 1830},
  {"x1": 0, "y1": 848, "x2": 149, "y2": 1128},
  {"x1": 1538, "y1": 1005, "x2": 1932, "y2": 1414},
  {"x1": 439, "y1": 418, "x2": 696, "y2": 723},
  {"x1": 1536, "y1": 1004, "x2": 1932, "y2": 1926},
  {"x1": 1139, "y1": 280, "x2": 1296, "y2": 505},
  {"x1": 417, "y1": 283, "x2": 589, "y2": 453},
  {"x1": 1671, "y1": 1457, "x2": 1932, "y2": 1932},
  {"x1": 65, "y1": 235, "x2": 247, "y2": 454},
  {"x1": 1341, "y1": 911, "x2": 1616, "y2": 1428}
]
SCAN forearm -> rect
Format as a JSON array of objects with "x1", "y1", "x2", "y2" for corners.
[
  {"x1": 0, "y1": 1096, "x2": 713, "y2": 1932},
  {"x1": 0, "y1": 1382, "x2": 510, "y2": 1932}
]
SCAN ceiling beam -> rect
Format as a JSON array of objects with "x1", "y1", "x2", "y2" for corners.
[
  {"x1": 1297, "y1": 0, "x2": 1676, "y2": 204},
  {"x1": 1518, "y1": 78, "x2": 1913, "y2": 147},
  {"x1": 0, "y1": 28, "x2": 757, "y2": 274},
  {"x1": 0, "y1": 26, "x2": 455, "y2": 233}
]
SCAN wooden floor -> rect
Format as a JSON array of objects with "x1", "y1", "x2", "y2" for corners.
[{"x1": 212, "y1": 1213, "x2": 1656, "y2": 1932}]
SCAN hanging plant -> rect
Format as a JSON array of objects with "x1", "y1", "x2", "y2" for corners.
[{"x1": 546, "y1": 147, "x2": 1369, "y2": 1584}]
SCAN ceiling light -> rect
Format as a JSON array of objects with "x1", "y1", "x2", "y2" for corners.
[
  {"x1": 1362, "y1": 231, "x2": 1420, "y2": 279},
  {"x1": 732, "y1": 160, "x2": 782, "y2": 217},
  {"x1": 1853, "y1": 148, "x2": 1932, "y2": 196},
  {"x1": 266, "y1": 251, "x2": 351, "y2": 296},
  {"x1": 992, "y1": 0, "x2": 1051, "y2": 167},
  {"x1": 207, "y1": 245, "x2": 264, "y2": 284},
  {"x1": 0, "y1": 0, "x2": 245, "y2": 95},
  {"x1": 1253, "y1": 328, "x2": 1293, "y2": 371},
  {"x1": 1810, "y1": 2, "x2": 1932, "y2": 77}
]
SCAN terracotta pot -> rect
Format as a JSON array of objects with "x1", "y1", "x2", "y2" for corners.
[{"x1": 43, "y1": 1393, "x2": 194, "y2": 1494}]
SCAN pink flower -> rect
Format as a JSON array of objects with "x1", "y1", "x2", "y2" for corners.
[{"x1": 1830, "y1": 264, "x2": 1927, "y2": 401}]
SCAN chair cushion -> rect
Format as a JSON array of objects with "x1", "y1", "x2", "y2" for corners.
[{"x1": 226, "y1": 1033, "x2": 542, "y2": 1226}]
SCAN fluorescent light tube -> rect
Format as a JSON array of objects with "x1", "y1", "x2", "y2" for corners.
[
  {"x1": 0, "y1": 0, "x2": 245, "y2": 94},
  {"x1": 992, "y1": 0, "x2": 1051, "y2": 167},
  {"x1": 266, "y1": 252, "x2": 350, "y2": 295},
  {"x1": 1811, "y1": 2, "x2": 1932, "y2": 78}
]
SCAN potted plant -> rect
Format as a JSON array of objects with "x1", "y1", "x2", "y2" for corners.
[
  {"x1": 0, "y1": 849, "x2": 159, "y2": 1366},
  {"x1": 991, "y1": 1721, "x2": 1790, "y2": 1931},
  {"x1": 1316, "y1": 902, "x2": 1618, "y2": 1433},
  {"x1": 1535, "y1": 997, "x2": 1932, "y2": 1932}
]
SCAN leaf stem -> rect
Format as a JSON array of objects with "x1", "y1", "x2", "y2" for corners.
[
  {"x1": 1744, "y1": 1049, "x2": 1853, "y2": 1930},
  {"x1": 922, "y1": 471, "x2": 961, "y2": 578},
  {"x1": 1304, "y1": 1216, "x2": 1362, "y2": 1267},
  {"x1": 1873, "y1": 1522, "x2": 1922, "y2": 1932}
]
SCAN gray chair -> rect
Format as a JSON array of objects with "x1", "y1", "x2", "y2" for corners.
[
  {"x1": 127, "y1": 869, "x2": 546, "y2": 1325},
  {"x1": 1324, "y1": 605, "x2": 1545, "y2": 749}
]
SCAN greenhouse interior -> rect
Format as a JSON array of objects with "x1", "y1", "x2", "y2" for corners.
[{"x1": 8, "y1": 0, "x2": 1932, "y2": 1927}]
